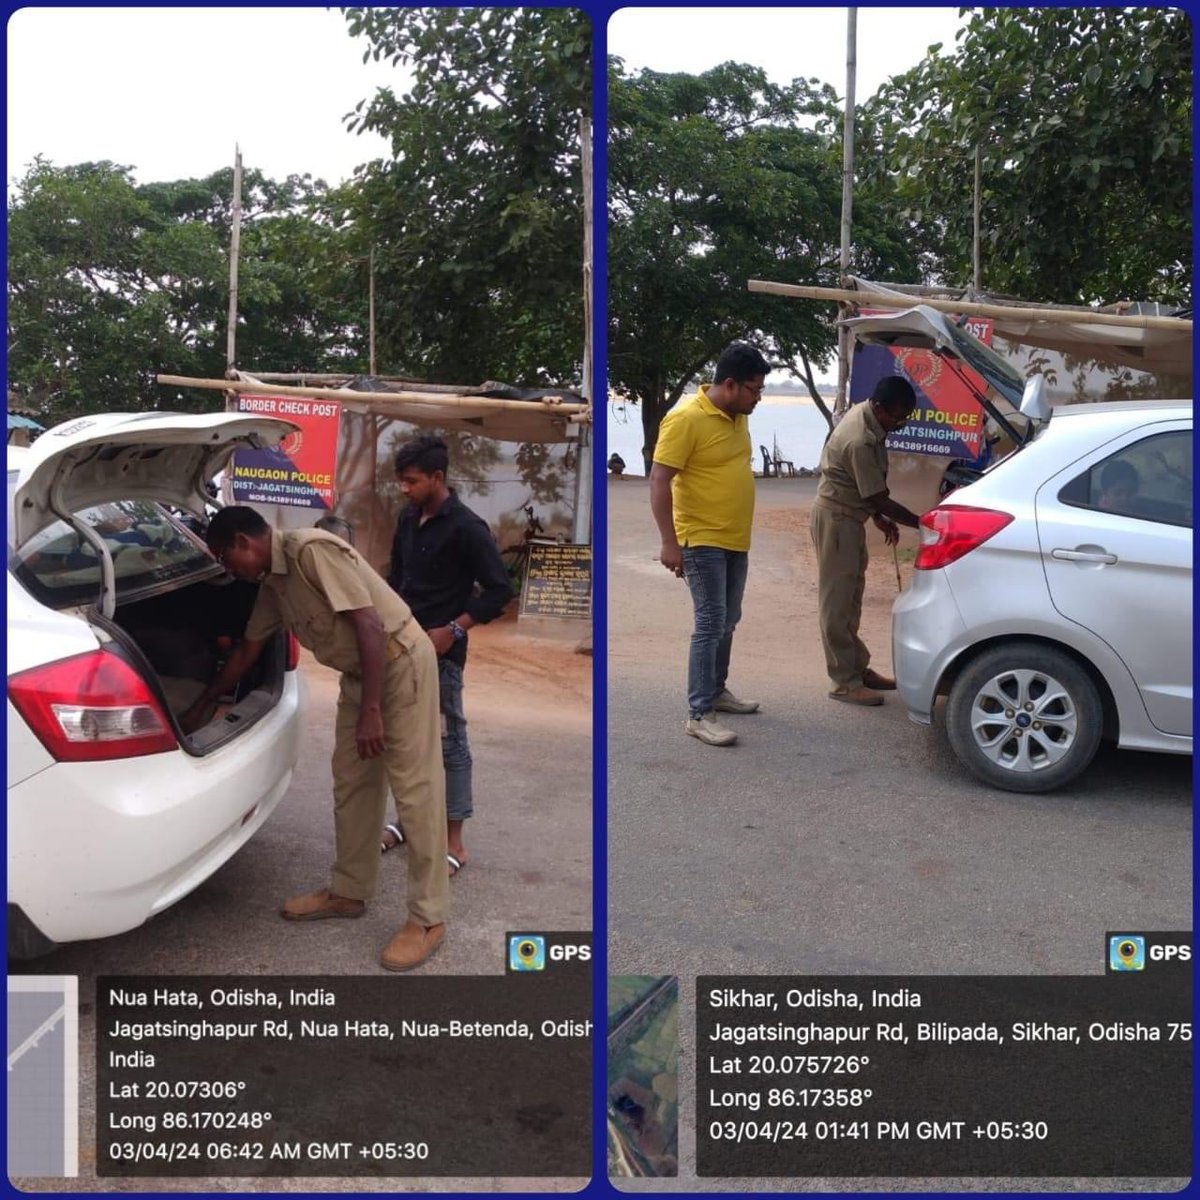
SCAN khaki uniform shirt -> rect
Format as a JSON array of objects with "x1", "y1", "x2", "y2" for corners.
[
  {"x1": 244, "y1": 528, "x2": 413, "y2": 674},
  {"x1": 815, "y1": 402, "x2": 889, "y2": 522}
]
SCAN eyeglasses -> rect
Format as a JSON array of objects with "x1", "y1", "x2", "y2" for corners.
[{"x1": 739, "y1": 381, "x2": 765, "y2": 397}]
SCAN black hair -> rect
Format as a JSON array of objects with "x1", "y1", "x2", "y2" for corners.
[
  {"x1": 205, "y1": 505, "x2": 269, "y2": 551},
  {"x1": 394, "y1": 434, "x2": 449, "y2": 477},
  {"x1": 871, "y1": 376, "x2": 917, "y2": 413},
  {"x1": 714, "y1": 342, "x2": 771, "y2": 386},
  {"x1": 1100, "y1": 459, "x2": 1139, "y2": 492}
]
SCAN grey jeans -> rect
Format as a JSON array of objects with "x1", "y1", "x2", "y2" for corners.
[
  {"x1": 682, "y1": 545, "x2": 749, "y2": 718},
  {"x1": 439, "y1": 658, "x2": 473, "y2": 821}
]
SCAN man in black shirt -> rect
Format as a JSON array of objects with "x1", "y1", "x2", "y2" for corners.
[{"x1": 383, "y1": 434, "x2": 513, "y2": 875}]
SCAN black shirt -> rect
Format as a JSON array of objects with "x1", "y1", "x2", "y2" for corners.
[{"x1": 387, "y1": 491, "x2": 512, "y2": 666}]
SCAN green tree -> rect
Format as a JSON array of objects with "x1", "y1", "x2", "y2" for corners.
[
  {"x1": 608, "y1": 60, "x2": 918, "y2": 467},
  {"x1": 861, "y1": 7, "x2": 1191, "y2": 305},
  {"x1": 7, "y1": 159, "x2": 366, "y2": 423},
  {"x1": 338, "y1": 6, "x2": 591, "y2": 387}
]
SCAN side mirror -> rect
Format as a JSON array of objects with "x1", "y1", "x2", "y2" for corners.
[{"x1": 1019, "y1": 374, "x2": 1050, "y2": 422}]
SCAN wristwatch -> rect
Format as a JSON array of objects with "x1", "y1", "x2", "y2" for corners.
[{"x1": 448, "y1": 620, "x2": 467, "y2": 642}]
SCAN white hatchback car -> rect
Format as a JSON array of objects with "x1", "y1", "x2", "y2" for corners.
[
  {"x1": 847, "y1": 307, "x2": 1192, "y2": 793},
  {"x1": 7, "y1": 412, "x2": 306, "y2": 955}
]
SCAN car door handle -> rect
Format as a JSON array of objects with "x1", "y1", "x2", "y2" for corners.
[{"x1": 1051, "y1": 548, "x2": 1117, "y2": 564}]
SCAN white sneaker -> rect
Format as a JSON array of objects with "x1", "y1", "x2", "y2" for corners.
[
  {"x1": 685, "y1": 712, "x2": 738, "y2": 746},
  {"x1": 713, "y1": 688, "x2": 760, "y2": 714}
]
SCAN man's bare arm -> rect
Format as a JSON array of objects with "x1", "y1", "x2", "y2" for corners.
[
  {"x1": 180, "y1": 638, "x2": 266, "y2": 732},
  {"x1": 649, "y1": 463, "x2": 684, "y2": 576},
  {"x1": 864, "y1": 490, "x2": 921, "y2": 529}
]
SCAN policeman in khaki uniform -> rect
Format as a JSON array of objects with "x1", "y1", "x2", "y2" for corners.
[
  {"x1": 812, "y1": 376, "x2": 922, "y2": 707},
  {"x1": 183, "y1": 506, "x2": 448, "y2": 971}
]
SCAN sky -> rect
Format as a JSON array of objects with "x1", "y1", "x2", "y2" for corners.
[
  {"x1": 607, "y1": 7, "x2": 968, "y2": 386},
  {"x1": 6, "y1": 7, "x2": 404, "y2": 188},
  {"x1": 8, "y1": 6, "x2": 968, "y2": 190},
  {"x1": 608, "y1": 7, "x2": 967, "y2": 98}
]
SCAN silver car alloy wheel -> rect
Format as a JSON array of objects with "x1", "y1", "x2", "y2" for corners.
[{"x1": 969, "y1": 667, "x2": 1078, "y2": 773}]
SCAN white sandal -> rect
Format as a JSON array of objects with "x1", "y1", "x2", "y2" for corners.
[{"x1": 381, "y1": 824, "x2": 406, "y2": 854}]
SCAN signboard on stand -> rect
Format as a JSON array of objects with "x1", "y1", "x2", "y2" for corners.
[
  {"x1": 850, "y1": 313, "x2": 994, "y2": 466},
  {"x1": 230, "y1": 395, "x2": 341, "y2": 510},
  {"x1": 519, "y1": 543, "x2": 592, "y2": 620}
]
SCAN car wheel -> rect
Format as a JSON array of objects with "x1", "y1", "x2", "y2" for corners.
[{"x1": 946, "y1": 642, "x2": 1103, "y2": 793}]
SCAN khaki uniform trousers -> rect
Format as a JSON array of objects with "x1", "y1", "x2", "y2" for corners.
[
  {"x1": 810, "y1": 503, "x2": 872, "y2": 689},
  {"x1": 329, "y1": 626, "x2": 449, "y2": 928}
]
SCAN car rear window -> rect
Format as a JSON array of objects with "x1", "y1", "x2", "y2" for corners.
[{"x1": 6, "y1": 472, "x2": 218, "y2": 608}]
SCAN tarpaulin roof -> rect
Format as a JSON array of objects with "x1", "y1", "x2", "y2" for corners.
[
  {"x1": 851, "y1": 277, "x2": 1192, "y2": 375},
  {"x1": 232, "y1": 373, "x2": 589, "y2": 445}
]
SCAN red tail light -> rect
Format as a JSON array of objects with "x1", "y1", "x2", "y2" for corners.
[
  {"x1": 914, "y1": 505, "x2": 1014, "y2": 570},
  {"x1": 286, "y1": 632, "x2": 300, "y2": 671},
  {"x1": 8, "y1": 649, "x2": 177, "y2": 761}
]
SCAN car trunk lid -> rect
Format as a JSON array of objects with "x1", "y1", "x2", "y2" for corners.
[
  {"x1": 11, "y1": 412, "x2": 298, "y2": 617},
  {"x1": 842, "y1": 304, "x2": 1050, "y2": 448}
]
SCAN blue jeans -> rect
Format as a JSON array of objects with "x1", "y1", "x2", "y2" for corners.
[
  {"x1": 682, "y1": 546, "x2": 749, "y2": 718},
  {"x1": 439, "y1": 659, "x2": 473, "y2": 821}
]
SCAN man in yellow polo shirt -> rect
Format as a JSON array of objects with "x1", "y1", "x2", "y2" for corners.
[{"x1": 649, "y1": 342, "x2": 770, "y2": 747}]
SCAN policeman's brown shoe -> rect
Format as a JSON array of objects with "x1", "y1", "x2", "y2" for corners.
[
  {"x1": 281, "y1": 888, "x2": 365, "y2": 921},
  {"x1": 829, "y1": 685, "x2": 885, "y2": 707},
  {"x1": 862, "y1": 669, "x2": 897, "y2": 691},
  {"x1": 380, "y1": 921, "x2": 445, "y2": 971}
]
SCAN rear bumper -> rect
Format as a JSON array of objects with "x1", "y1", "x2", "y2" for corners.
[
  {"x1": 892, "y1": 571, "x2": 968, "y2": 724},
  {"x1": 7, "y1": 674, "x2": 304, "y2": 947}
]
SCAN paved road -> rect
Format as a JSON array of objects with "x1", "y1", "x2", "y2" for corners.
[{"x1": 606, "y1": 476, "x2": 1191, "y2": 1191}]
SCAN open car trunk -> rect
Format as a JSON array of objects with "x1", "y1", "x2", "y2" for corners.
[
  {"x1": 6, "y1": 502, "x2": 290, "y2": 756},
  {"x1": 9, "y1": 411, "x2": 302, "y2": 755},
  {"x1": 96, "y1": 573, "x2": 288, "y2": 754}
]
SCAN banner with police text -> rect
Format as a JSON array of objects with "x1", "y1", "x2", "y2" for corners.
[
  {"x1": 850, "y1": 312, "x2": 994, "y2": 466},
  {"x1": 230, "y1": 395, "x2": 341, "y2": 510}
]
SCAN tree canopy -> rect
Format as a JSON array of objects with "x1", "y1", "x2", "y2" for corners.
[
  {"x1": 7, "y1": 8, "x2": 592, "y2": 423},
  {"x1": 861, "y1": 6, "x2": 1192, "y2": 305},
  {"x1": 337, "y1": 5, "x2": 592, "y2": 386},
  {"x1": 607, "y1": 59, "x2": 918, "y2": 464},
  {"x1": 7, "y1": 160, "x2": 364, "y2": 422}
]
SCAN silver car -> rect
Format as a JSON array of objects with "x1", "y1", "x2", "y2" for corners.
[{"x1": 847, "y1": 307, "x2": 1192, "y2": 793}]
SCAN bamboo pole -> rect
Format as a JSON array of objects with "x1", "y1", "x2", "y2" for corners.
[
  {"x1": 746, "y1": 281, "x2": 1194, "y2": 332},
  {"x1": 155, "y1": 374, "x2": 591, "y2": 415},
  {"x1": 225, "y1": 147, "x2": 243, "y2": 372},
  {"x1": 368, "y1": 246, "x2": 377, "y2": 376},
  {"x1": 573, "y1": 112, "x2": 594, "y2": 547},
  {"x1": 973, "y1": 144, "x2": 982, "y2": 295},
  {"x1": 835, "y1": 8, "x2": 857, "y2": 417},
  {"x1": 240, "y1": 373, "x2": 496, "y2": 390}
]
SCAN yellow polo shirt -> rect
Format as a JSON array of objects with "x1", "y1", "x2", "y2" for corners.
[{"x1": 652, "y1": 385, "x2": 755, "y2": 551}]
